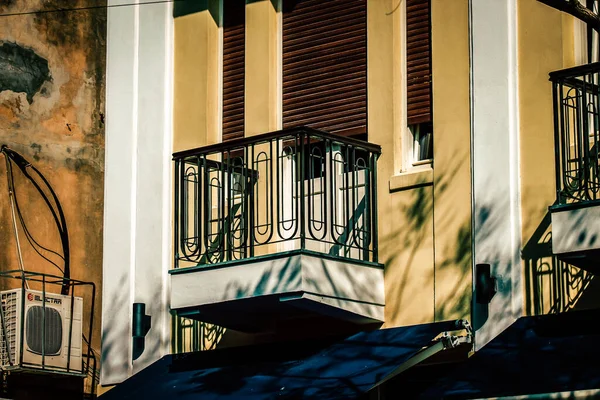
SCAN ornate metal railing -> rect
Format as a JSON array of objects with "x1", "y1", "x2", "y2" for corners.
[
  {"x1": 550, "y1": 62, "x2": 600, "y2": 204},
  {"x1": 173, "y1": 127, "x2": 380, "y2": 269}
]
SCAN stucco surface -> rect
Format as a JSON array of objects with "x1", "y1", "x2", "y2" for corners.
[{"x1": 0, "y1": 0, "x2": 106, "y2": 371}]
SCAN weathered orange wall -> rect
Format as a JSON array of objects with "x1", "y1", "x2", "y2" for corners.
[{"x1": 0, "y1": 0, "x2": 106, "y2": 368}]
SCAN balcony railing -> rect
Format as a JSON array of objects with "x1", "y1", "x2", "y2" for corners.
[
  {"x1": 550, "y1": 62, "x2": 600, "y2": 204},
  {"x1": 173, "y1": 127, "x2": 381, "y2": 269}
]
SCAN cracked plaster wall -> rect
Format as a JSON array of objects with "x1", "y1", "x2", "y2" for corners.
[{"x1": 0, "y1": 0, "x2": 107, "y2": 373}]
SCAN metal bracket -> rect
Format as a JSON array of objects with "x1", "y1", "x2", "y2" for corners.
[
  {"x1": 369, "y1": 319, "x2": 474, "y2": 392},
  {"x1": 456, "y1": 318, "x2": 473, "y2": 336}
]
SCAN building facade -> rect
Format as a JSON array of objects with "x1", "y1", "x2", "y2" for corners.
[{"x1": 1, "y1": 0, "x2": 600, "y2": 398}]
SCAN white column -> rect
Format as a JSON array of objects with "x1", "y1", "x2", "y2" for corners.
[
  {"x1": 101, "y1": 0, "x2": 173, "y2": 384},
  {"x1": 470, "y1": 0, "x2": 523, "y2": 350}
]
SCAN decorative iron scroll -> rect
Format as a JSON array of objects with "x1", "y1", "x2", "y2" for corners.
[
  {"x1": 551, "y1": 63, "x2": 600, "y2": 204},
  {"x1": 173, "y1": 127, "x2": 381, "y2": 268}
]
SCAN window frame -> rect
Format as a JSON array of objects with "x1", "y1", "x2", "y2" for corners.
[{"x1": 402, "y1": 0, "x2": 434, "y2": 171}]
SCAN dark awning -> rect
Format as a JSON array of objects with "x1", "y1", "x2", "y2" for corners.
[
  {"x1": 390, "y1": 308, "x2": 600, "y2": 399},
  {"x1": 101, "y1": 320, "x2": 470, "y2": 399}
]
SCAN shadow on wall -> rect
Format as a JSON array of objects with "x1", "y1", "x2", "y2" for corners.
[
  {"x1": 101, "y1": 274, "x2": 131, "y2": 379},
  {"x1": 433, "y1": 161, "x2": 472, "y2": 321},
  {"x1": 469, "y1": 200, "x2": 511, "y2": 332},
  {"x1": 382, "y1": 160, "x2": 472, "y2": 325},
  {"x1": 169, "y1": 158, "x2": 534, "y2": 350},
  {"x1": 171, "y1": 249, "x2": 380, "y2": 352},
  {"x1": 523, "y1": 211, "x2": 598, "y2": 315},
  {"x1": 172, "y1": 317, "x2": 226, "y2": 353},
  {"x1": 171, "y1": 153, "x2": 382, "y2": 350}
]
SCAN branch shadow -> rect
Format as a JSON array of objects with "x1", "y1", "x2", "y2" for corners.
[{"x1": 382, "y1": 159, "x2": 473, "y2": 325}]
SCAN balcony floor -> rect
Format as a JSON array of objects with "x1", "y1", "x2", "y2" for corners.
[{"x1": 170, "y1": 250, "x2": 385, "y2": 333}]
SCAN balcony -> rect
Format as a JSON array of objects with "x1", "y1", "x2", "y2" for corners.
[
  {"x1": 550, "y1": 62, "x2": 600, "y2": 273},
  {"x1": 169, "y1": 127, "x2": 384, "y2": 332}
]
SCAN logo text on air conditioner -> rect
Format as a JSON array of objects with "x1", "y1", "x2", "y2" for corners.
[{"x1": 27, "y1": 292, "x2": 62, "y2": 305}]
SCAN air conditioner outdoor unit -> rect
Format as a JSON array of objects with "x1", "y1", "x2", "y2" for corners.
[{"x1": 0, "y1": 288, "x2": 83, "y2": 373}]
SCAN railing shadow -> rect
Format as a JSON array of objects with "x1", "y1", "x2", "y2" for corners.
[
  {"x1": 523, "y1": 211, "x2": 596, "y2": 315},
  {"x1": 172, "y1": 317, "x2": 226, "y2": 353},
  {"x1": 171, "y1": 128, "x2": 382, "y2": 352}
]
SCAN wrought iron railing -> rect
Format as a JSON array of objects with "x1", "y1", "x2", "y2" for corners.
[
  {"x1": 550, "y1": 62, "x2": 600, "y2": 204},
  {"x1": 173, "y1": 127, "x2": 380, "y2": 269}
]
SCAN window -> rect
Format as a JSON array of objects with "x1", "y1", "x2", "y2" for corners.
[
  {"x1": 405, "y1": 0, "x2": 433, "y2": 167},
  {"x1": 412, "y1": 122, "x2": 433, "y2": 164}
]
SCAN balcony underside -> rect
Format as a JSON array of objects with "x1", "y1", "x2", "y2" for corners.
[
  {"x1": 170, "y1": 250, "x2": 384, "y2": 333},
  {"x1": 551, "y1": 202, "x2": 600, "y2": 274}
]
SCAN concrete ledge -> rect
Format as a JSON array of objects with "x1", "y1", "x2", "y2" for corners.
[
  {"x1": 170, "y1": 252, "x2": 385, "y2": 324},
  {"x1": 551, "y1": 204, "x2": 600, "y2": 254},
  {"x1": 389, "y1": 167, "x2": 433, "y2": 192}
]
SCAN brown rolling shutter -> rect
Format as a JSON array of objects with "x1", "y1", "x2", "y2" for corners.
[
  {"x1": 406, "y1": 0, "x2": 432, "y2": 126},
  {"x1": 223, "y1": 0, "x2": 245, "y2": 142},
  {"x1": 282, "y1": 0, "x2": 367, "y2": 138}
]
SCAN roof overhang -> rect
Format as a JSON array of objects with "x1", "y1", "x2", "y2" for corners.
[{"x1": 99, "y1": 320, "x2": 472, "y2": 399}]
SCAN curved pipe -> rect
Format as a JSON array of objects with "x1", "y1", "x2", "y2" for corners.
[{"x1": 1, "y1": 145, "x2": 70, "y2": 295}]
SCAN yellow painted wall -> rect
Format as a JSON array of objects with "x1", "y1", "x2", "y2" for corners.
[
  {"x1": 173, "y1": 7, "x2": 221, "y2": 151},
  {"x1": 519, "y1": 0, "x2": 564, "y2": 244},
  {"x1": 367, "y1": 0, "x2": 433, "y2": 327},
  {"x1": 171, "y1": 0, "x2": 600, "y2": 358},
  {"x1": 171, "y1": 0, "x2": 284, "y2": 351},
  {"x1": 245, "y1": 0, "x2": 281, "y2": 136},
  {"x1": 173, "y1": 0, "x2": 472, "y2": 332},
  {"x1": 518, "y1": 0, "x2": 600, "y2": 316},
  {"x1": 431, "y1": 0, "x2": 472, "y2": 322},
  {"x1": 369, "y1": 0, "x2": 471, "y2": 327},
  {"x1": 172, "y1": 4, "x2": 222, "y2": 353},
  {"x1": 174, "y1": 0, "x2": 281, "y2": 146}
]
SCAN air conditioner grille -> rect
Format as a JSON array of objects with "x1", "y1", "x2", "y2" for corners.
[
  {"x1": 26, "y1": 306, "x2": 62, "y2": 356},
  {"x1": 0, "y1": 291, "x2": 18, "y2": 366}
]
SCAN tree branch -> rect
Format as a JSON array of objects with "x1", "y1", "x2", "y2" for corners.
[{"x1": 538, "y1": 0, "x2": 600, "y2": 32}]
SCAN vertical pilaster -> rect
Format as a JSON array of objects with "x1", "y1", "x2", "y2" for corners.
[
  {"x1": 102, "y1": 0, "x2": 173, "y2": 385},
  {"x1": 173, "y1": 0, "x2": 221, "y2": 151},
  {"x1": 431, "y1": 0, "x2": 472, "y2": 323},
  {"x1": 245, "y1": 0, "x2": 281, "y2": 136},
  {"x1": 470, "y1": 0, "x2": 523, "y2": 350},
  {"x1": 369, "y1": 0, "x2": 436, "y2": 326}
]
